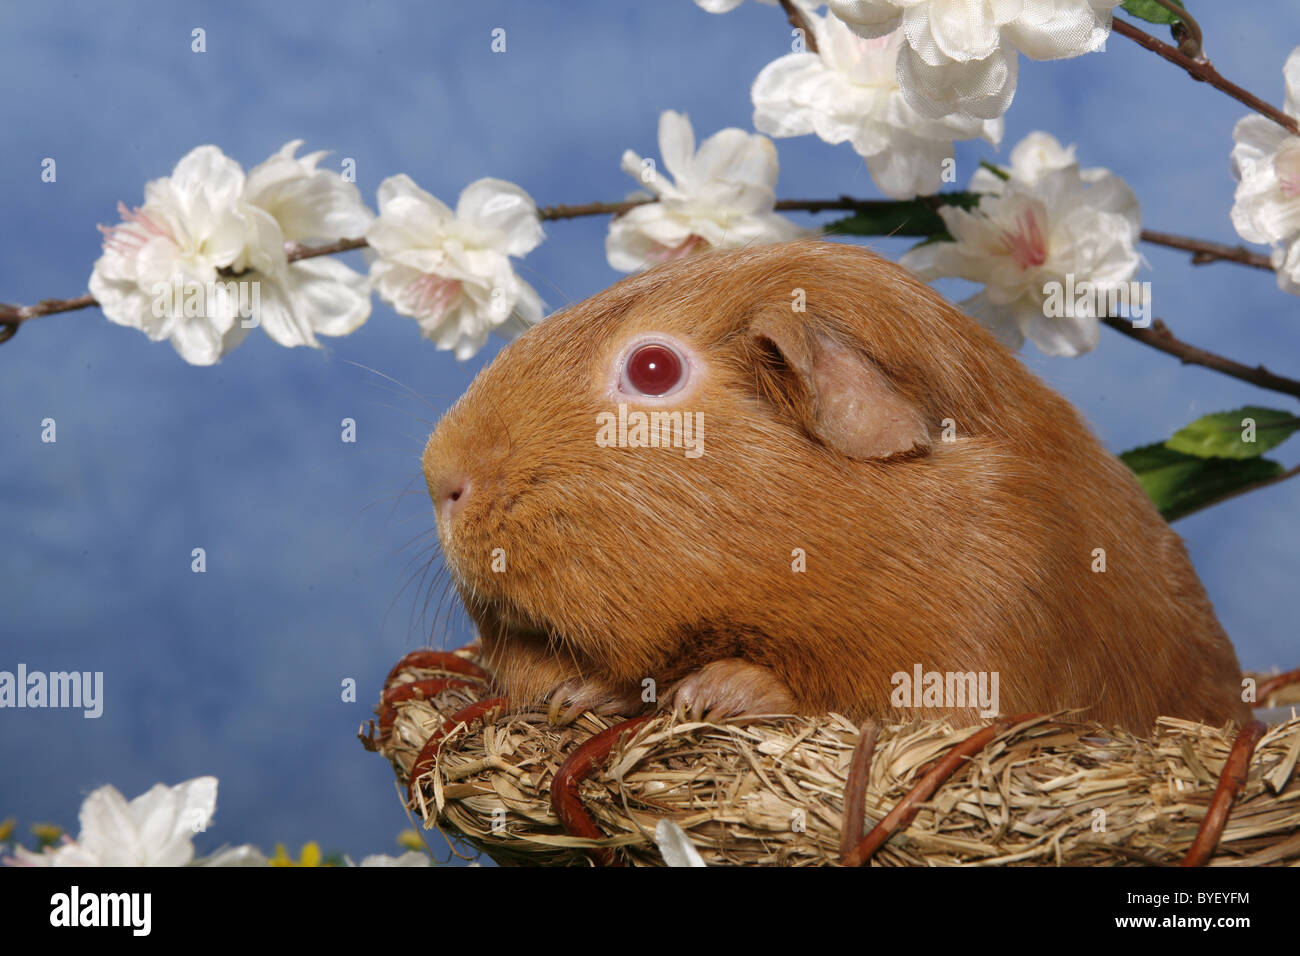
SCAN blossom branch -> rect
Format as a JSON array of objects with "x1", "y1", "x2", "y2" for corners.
[
  {"x1": 0, "y1": 238, "x2": 370, "y2": 338},
  {"x1": 1113, "y1": 17, "x2": 1300, "y2": 136},
  {"x1": 543, "y1": 198, "x2": 1274, "y2": 268},
  {"x1": 0, "y1": 197, "x2": 1280, "y2": 343},
  {"x1": 1101, "y1": 315, "x2": 1300, "y2": 401},
  {"x1": 1138, "y1": 229, "x2": 1273, "y2": 270},
  {"x1": 281, "y1": 237, "x2": 367, "y2": 260},
  {"x1": 0, "y1": 294, "x2": 96, "y2": 341},
  {"x1": 541, "y1": 195, "x2": 963, "y2": 219}
]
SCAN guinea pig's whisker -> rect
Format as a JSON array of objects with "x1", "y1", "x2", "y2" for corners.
[
  {"x1": 512, "y1": 262, "x2": 575, "y2": 312},
  {"x1": 349, "y1": 485, "x2": 435, "y2": 550},
  {"x1": 413, "y1": 563, "x2": 442, "y2": 643},
  {"x1": 345, "y1": 362, "x2": 490, "y2": 652},
  {"x1": 410, "y1": 560, "x2": 450, "y2": 647},
  {"x1": 430, "y1": 576, "x2": 471, "y2": 649},
  {"x1": 360, "y1": 402, "x2": 440, "y2": 430},
  {"x1": 380, "y1": 543, "x2": 441, "y2": 642},
  {"x1": 392, "y1": 526, "x2": 441, "y2": 562},
  {"x1": 417, "y1": 557, "x2": 478, "y2": 651},
  {"x1": 343, "y1": 359, "x2": 448, "y2": 414},
  {"x1": 351, "y1": 480, "x2": 427, "y2": 529}
]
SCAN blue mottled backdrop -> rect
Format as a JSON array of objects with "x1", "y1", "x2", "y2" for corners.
[{"x1": 1, "y1": 0, "x2": 1297, "y2": 863}]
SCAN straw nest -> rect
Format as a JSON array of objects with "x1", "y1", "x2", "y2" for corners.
[{"x1": 367, "y1": 651, "x2": 1300, "y2": 867}]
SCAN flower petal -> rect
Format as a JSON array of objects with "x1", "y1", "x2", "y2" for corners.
[
  {"x1": 455, "y1": 178, "x2": 544, "y2": 257},
  {"x1": 828, "y1": 0, "x2": 906, "y2": 38},
  {"x1": 896, "y1": 41, "x2": 1018, "y2": 119},
  {"x1": 287, "y1": 257, "x2": 373, "y2": 337},
  {"x1": 658, "y1": 110, "x2": 698, "y2": 185}
]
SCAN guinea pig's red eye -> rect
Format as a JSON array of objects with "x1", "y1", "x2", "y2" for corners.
[{"x1": 623, "y1": 343, "x2": 685, "y2": 396}]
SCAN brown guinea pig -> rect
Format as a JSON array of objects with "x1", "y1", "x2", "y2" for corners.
[{"x1": 421, "y1": 238, "x2": 1250, "y2": 732}]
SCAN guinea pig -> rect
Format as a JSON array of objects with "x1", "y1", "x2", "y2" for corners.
[{"x1": 421, "y1": 238, "x2": 1250, "y2": 732}]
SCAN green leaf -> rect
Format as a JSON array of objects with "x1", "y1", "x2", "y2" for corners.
[
  {"x1": 1164, "y1": 406, "x2": 1300, "y2": 459},
  {"x1": 822, "y1": 192, "x2": 981, "y2": 239},
  {"x1": 1120, "y1": 443, "x2": 1283, "y2": 520},
  {"x1": 1120, "y1": 0, "x2": 1185, "y2": 26},
  {"x1": 824, "y1": 204, "x2": 945, "y2": 238}
]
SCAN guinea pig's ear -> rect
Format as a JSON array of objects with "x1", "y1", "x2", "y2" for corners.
[{"x1": 747, "y1": 311, "x2": 931, "y2": 461}]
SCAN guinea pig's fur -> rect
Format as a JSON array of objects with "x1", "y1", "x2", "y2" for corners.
[{"x1": 422, "y1": 239, "x2": 1250, "y2": 732}]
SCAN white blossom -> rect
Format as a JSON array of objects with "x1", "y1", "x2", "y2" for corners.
[
  {"x1": 901, "y1": 131, "x2": 1141, "y2": 356},
  {"x1": 5, "y1": 776, "x2": 265, "y2": 867},
  {"x1": 828, "y1": 0, "x2": 1122, "y2": 120},
  {"x1": 366, "y1": 175, "x2": 545, "y2": 360},
  {"x1": 89, "y1": 142, "x2": 374, "y2": 365},
  {"x1": 752, "y1": 13, "x2": 1001, "y2": 199},
  {"x1": 1230, "y1": 47, "x2": 1300, "y2": 295},
  {"x1": 240, "y1": 140, "x2": 374, "y2": 349},
  {"x1": 89, "y1": 146, "x2": 266, "y2": 365},
  {"x1": 606, "y1": 110, "x2": 804, "y2": 272}
]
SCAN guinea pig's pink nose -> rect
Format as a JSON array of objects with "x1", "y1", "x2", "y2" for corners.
[{"x1": 433, "y1": 473, "x2": 472, "y2": 524}]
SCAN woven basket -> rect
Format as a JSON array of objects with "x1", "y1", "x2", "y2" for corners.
[{"x1": 364, "y1": 650, "x2": 1300, "y2": 867}]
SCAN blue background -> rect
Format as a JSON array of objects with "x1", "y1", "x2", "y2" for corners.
[{"x1": 1, "y1": 1, "x2": 1297, "y2": 864}]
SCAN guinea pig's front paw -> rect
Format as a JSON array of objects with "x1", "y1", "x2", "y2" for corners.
[
  {"x1": 545, "y1": 679, "x2": 645, "y2": 726},
  {"x1": 664, "y1": 659, "x2": 796, "y2": 722}
]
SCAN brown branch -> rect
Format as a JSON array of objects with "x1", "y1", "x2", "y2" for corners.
[
  {"x1": 6, "y1": 199, "x2": 1298, "y2": 414},
  {"x1": 1180, "y1": 721, "x2": 1266, "y2": 867},
  {"x1": 0, "y1": 293, "x2": 95, "y2": 340},
  {"x1": 0, "y1": 240, "x2": 371, "y2": 335},
  {"x1": 777, "y1": 0, "x2": 817, "y2": 53},
  {"x1": 839, "y1": 720, "x2": 878, "y2": 861},
  {"x1": 536, "y1": 200, "x2": 642, "y2": 220},
  {"x1": 842, "y1": 714, "x2": 1047, "y2": 867},
  {"x1": 1256, "y1": 667, "x2": 1300, "y2": 703},
  {"x1": 1113, "y1": 18, "x2": 1300, "y2": 136},
  {"x1": 538, "y1": 196, "x2": 966, "y2": 219},
  {"x1": 542, "y1": 200, "x2": 1279, "y2": 274},
  {"x1": 281, "y1": 236, "x2": 367, "y2": 260},
  {"x1": 1139, "y1": 229, "x2": 1273, "y2": 270},
  {"x1": 1101, "y1": 316, "x2": 1300, "y2": 401},
  {"x1": 3, "y1": 197, "x2": 1272, "y2": 333}
]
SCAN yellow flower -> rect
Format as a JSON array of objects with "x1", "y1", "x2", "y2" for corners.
[
  {"x1": 30, "y1": 823, "x2": 62, "y2": 847},
  {"x1": 0, "y1": 818, "x2": 15, "y2": 842},
  {"x1": 269, "y1": 841, "x2": 325, "y2": 867},
  {"x1": 396, "y1": 829, "x2": 424, "y2": 852}
]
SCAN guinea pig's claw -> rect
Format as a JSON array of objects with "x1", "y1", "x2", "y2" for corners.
[
  {"x1": 547, "y1": 688, "x2": 587, "y2": 727},
  {"x1": 672, "y1": 697, "x2": 710, "y2": 723},
  {"x1": 544, "y1": 681, "x2": 643, "y2": 725}
]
